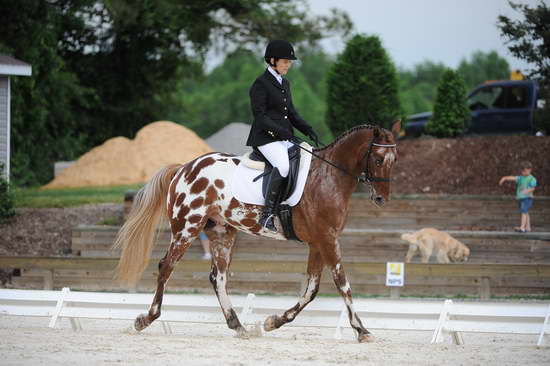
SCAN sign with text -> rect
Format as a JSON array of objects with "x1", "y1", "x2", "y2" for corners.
[{"x1": 386, "y1": 262, "x2": 405, "y2": 287}]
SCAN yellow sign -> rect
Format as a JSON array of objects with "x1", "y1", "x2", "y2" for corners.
[{"x1": 386, "y1": 262, "x2": 404, "y2": 287}]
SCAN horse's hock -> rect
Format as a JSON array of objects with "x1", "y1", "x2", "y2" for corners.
[{"x1": 7, "y1": 194, "x2": 550, "y2": 298}]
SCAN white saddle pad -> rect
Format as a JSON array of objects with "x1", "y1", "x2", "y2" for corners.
[{"x1": 231, "y1": 143, "x2": 313, "y2": 206}]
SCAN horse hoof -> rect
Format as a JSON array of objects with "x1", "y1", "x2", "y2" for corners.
[
  {"x1": 263, "y1": 315, "x2": 281, "y2": 332},
  {"x1": 358, "y1": 332, "x2": 375, "y2": 343},
  {"x1": 134, "y1": 313, "x2": 150, "y2": 332}
]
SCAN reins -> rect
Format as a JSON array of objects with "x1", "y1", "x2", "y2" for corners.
[{"x1": 291, "y1": 137, "x2": 396, "y2": 185}]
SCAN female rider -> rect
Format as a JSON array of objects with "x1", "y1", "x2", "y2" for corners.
[{"x1": 246, "y1": 40, "x2": 319, "y2": 232}]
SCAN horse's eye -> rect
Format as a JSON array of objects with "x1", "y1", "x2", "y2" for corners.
[{"x1": 376, "y1": 159, "x2": 383, "y2": 166}]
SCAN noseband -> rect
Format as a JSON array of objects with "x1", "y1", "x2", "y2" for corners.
[{"x1": 359, "y1": 141, "x2": 397, "y2": 185}]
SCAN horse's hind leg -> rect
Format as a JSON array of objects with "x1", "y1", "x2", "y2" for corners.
[
  {"x1": 264, "y1": 246, "x2": 323, "y2": 331},
  {"x1": 134, "y1": 238, "x2": 192, "y2": 331},
  {"x1": 207, "y1": 224, "x2": 248, "y2": 337}
]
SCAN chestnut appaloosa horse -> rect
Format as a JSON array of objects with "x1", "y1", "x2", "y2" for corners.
[{"x1": 114, "y1": 121, "x2": 400, "y2": 342}]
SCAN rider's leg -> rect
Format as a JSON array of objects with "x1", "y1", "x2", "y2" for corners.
[
  {"x1": 257, "y1": 141, "x2": 290, "y2": 177},
  {"x1": 257, "y1": 141, "x2": 290, "y2": 231}
]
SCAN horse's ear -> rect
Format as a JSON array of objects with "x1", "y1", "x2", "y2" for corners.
[
  {"x1": 391, "y1": 120, "x2": 401, "y2": 137},
  {"x1": 373, "y1": 126, "x2": 381, "y2": 138}
]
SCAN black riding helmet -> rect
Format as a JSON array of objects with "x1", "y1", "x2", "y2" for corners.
[{"x1": 264, "y1": 40, "x2": 297, "y2": 61}]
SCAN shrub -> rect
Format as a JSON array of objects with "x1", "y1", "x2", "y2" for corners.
[
  {"x1": 0, "y1": 164, "x2": 15, "y2": 221},
  {"x1": 425, "y1": 69, "x2": 470, "y2": 137},
  {"x1": 325, "y1": 34, "x2": 401, "y2": 135}
]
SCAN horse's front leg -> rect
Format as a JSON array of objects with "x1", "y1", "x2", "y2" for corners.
[
  {"x1": 322, "y1": 240, "x2": 374, "y2": 343},
  {"x1": 208, "y1": 225, "x2": 248, "y2": 337},
  {"x1": 264, "y1": 246, "x2": 323, "y2": 331}
]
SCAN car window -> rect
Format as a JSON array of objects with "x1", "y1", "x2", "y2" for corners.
[
  {"x1": 469, "y1": 85, "x2": 529, "y2": 110},
  {"x1": 506, "y1": 86, "x2": 528, "y2": 108},
  {"x1": 469, "y1": 86, "x2": 503, "y2": 110}
]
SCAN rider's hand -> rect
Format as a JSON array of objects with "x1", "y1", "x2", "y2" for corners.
[{"x1": 307, "y1": 128, "x2": 320, "y2": 147}]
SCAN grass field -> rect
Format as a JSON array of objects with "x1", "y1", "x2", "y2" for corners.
[{"x1": 13, "y1": 184, "x2": 143, "y2": 208}]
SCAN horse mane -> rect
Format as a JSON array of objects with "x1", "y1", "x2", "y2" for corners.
[{"x1": 314, "y1": 124, "x2": 375, "y2": 152}]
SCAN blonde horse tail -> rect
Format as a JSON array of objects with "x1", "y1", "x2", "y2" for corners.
[{"x1": 113, "y1": 163, "x2": 182, "y2": 286}]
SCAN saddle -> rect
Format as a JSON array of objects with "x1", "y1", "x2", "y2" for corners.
[
  {"x1": 244, "y1": 145, "x2": 301, "y2": 200},
  {"x1": 240, "y1": 143, "x2": 303, "y2": 241}
]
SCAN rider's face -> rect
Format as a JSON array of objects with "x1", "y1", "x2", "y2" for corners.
[{"x1": 272, "y1": 58, "x2": 293, "y2": 75}]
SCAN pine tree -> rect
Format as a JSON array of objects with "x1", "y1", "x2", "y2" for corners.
[
  {"x1": 325, "y1": 34, "x2": 401, "y2": 136},
  {"x1": 425, "y1": 69, "x2": 470, "y2": 137}
]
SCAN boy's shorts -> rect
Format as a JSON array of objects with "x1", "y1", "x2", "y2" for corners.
[
  {"x1": 518, "y1": 198, "x2": 533, "y2": 214},
  {"x1": 198, "y1": 232, "x2": 208, "y2": 241}
]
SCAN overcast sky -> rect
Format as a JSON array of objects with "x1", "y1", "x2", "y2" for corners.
[{"x1": 308, "y1": 0, "x2": 539, "y2": 72}]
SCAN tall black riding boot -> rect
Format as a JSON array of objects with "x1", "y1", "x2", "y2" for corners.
[{"x1": 259, "y1": 168, "x2": 286, "y2": 232}]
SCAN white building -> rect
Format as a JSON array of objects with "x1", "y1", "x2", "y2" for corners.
[{"x1": 0, "y1": 55, "x2": 32, "y2": 181}]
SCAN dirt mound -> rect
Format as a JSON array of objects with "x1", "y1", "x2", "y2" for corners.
[
  {"x1": 394, "y1": 135, "x2": 549, "y2": 196},
  {"x1": 43, "y1": 121, "x2": 212, "y2": 188}
]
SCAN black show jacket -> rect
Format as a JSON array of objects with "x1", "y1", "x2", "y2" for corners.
[{"x1": 246, "y1": 69, "x2": 313, "y2": 147}]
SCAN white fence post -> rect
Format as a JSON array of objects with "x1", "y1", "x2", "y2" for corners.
[
  {"x1": 161, "y1": 321, "x2": 172, "y2": 335},
  {"x1": 48, "y1": 287, "x2": 70, "y2": 329},
  {"x1": 537, "y1": 303, "x2": 550, "y2": 347},
  {"x1": 240, "y1": 293, "x2": 255, "y2": 325},
  {"x1": 431, "y1": 299, "x2": 453, "y2": 344},
  {"x1": 333, "y1": 304, "x2": 348, "y2": 340}
]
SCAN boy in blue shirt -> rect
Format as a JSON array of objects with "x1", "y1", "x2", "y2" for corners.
[{"x1": 499, "y1": 161, "x2": 537, "y2": 232}]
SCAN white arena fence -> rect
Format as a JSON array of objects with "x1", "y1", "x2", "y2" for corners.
[{"x1": 0, "y1": 288, "x2": 548, "y2": 346}]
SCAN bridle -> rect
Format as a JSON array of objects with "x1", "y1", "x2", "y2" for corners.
[
  {"x1": 291, "y1": 137, "x2": 396, "y2": 186},
  {"x1": 360, "y1": 141, "x2": 397, "y2": 185}
]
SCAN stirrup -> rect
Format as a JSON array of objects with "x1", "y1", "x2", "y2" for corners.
[{"x1": 260, "y1": 213, "x2": 277, "y2": 232}]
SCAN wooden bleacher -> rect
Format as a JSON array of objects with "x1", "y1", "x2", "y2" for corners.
[{"x1": 4, "y1": 194, "x2": 550, "y2": 298}]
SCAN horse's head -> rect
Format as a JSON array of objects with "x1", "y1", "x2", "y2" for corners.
[{"x1": 363, "y1": 120, "x2": 400, "y2": 207}]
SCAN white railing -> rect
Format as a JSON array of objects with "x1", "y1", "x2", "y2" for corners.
[{"x1": 0, "y1": 288, "x2": 548, "y2": 346}]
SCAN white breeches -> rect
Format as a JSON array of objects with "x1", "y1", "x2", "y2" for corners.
[{"x1": 257, "y1": 140, "x2": 293, "y2": 178}]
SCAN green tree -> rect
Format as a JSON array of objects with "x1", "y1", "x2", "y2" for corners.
[
  {"x1": 0, "y1": 164, "x2": 15, "y2": 221},
  {"x1": 62, "y1": 0, "x2": 353, "y2": 146},
  {"x1": 0, "y1": 0, "x2": 94, "y2": 186},
  {"x1": 297, "y1": 47, "x2": 335, "y2": 101},
  {"x1": 425, "y1": 69, "x2": 470, "y2": 137},
  {"x1": 168, "y1": 49, "x2": 333, "y2": 143},
  {"x1": 498, "y1": 1, "x2": 550, "y2": 134},
  {"x1": 457, "y1": 50, "x2": 510, "y2": 90},
  {"x1": 0, "y1": 0, "x2": 352, "y2": 186},
  {"x1": 326, "y1": 34, "x2": 401, "y2": 136},
  {"x1": 399, "y1": 61, "x2": 447, "y2": 116}
]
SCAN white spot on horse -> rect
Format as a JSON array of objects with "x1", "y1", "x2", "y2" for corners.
[
  {"x1": 383, "y1": 152, "x2": 395, "y2": 165},
  {"x1": 340, "y1": 281, "x2": 351, "y2": 294},
  {"x1": 298, "y1": 275, "x2": 319, "y2": 307},
  {"x1": 172, "y1": 205, "x2": 181, "y2": 220}
]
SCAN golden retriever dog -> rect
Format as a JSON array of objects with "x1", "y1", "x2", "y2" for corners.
[{"x1": 401, "y1": 228, "x2": 470, "y2": 264}]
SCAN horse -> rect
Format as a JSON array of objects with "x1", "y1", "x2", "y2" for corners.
[{"x1": 113, "y1": 121, "x2": 400, "y2": 343}]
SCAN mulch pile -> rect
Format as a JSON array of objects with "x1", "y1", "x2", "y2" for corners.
[
  {"x1": 43, "y1": 121, "x2": 212, "y2": 189},
  {"x1": 394, "y1": 135, "x2": 549, "y2": 196}
]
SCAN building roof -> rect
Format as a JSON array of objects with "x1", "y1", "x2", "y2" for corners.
[
  {"x1": 0, "y1": 55, "x2": 32, "y2": 76},
  {"x1": 205, "y1": 122, "x2": 251, "y2": 156}
]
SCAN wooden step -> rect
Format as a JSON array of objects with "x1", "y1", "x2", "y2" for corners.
[{"x1": 72, "y1": 225, "x2": 550, "y2": 264}]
